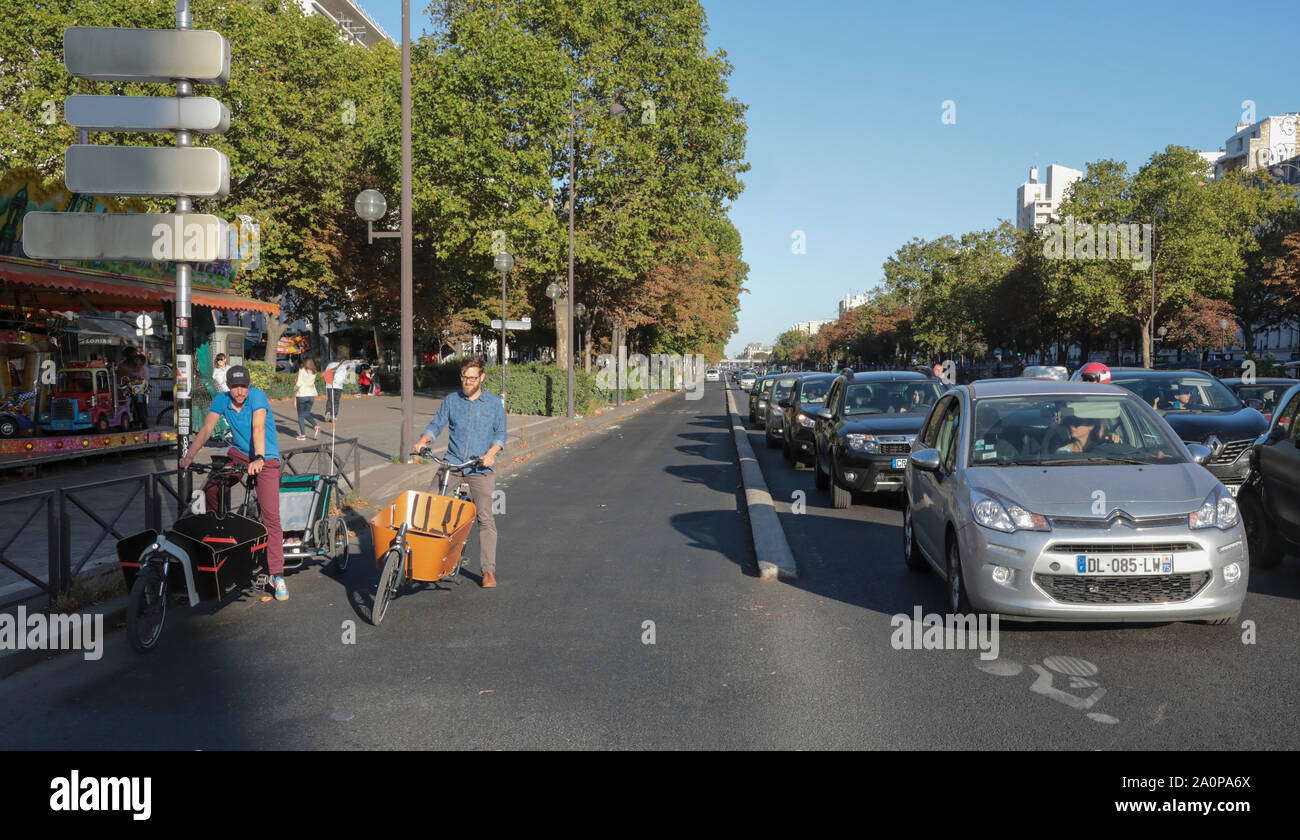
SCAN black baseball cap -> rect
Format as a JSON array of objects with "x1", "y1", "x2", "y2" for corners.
[{"x1": 226, "y1": 365, "x2": 251, "y2": 388}]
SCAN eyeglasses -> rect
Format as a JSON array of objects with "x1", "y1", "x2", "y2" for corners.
[{"x1": 461, "y1": 374, "x2": 481, "y2": 381}]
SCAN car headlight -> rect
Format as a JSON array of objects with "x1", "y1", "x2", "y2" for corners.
[
  {"x1": 797, "y1": 413, "x2": 814, "y2": 429},
  {"x1": 758, "y1": 400, "x2": 767, "y2": 407},
  {"x1": 845, "y1": 434, "x2": 878, "y2": 453},
  {"x1": 971, "y1": 489, "x2": 1050, "y2": 533},
  {"x1": 1189, "y1": 486, "x2": 1240, "y2": 530}
]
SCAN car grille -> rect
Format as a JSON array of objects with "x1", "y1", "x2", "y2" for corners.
[
  {"x1": 1049, "y1": 542, "x2": 1197, "y2": 554},
  {"x1": 1033, "y1": 572, "x2": 1211, "y2": 604},
  {"x1": 1047, "y1": 514, "x2": 1187, "y2": 529},
  {"x1": 51, "y1": 399, "x2": 75, "y2": 421},
  {"x1": 1185, "y1": 438, "x2": 1252, "y2": 464},
  {"x1": 879, "y1": 443, "x2": 911, "y2": 455}
]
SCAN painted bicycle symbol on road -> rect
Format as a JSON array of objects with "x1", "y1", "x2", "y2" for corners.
[{"x1": 977, "y1": 655, "x2": 1119, "y2": 724}]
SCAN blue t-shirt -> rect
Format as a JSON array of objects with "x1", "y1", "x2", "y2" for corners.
[{"x1": 209, "y1": 387, "x2": 280, "y2": 461}]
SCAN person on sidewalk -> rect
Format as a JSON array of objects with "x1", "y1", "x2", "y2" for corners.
[
  {"x1": 323, "y1": 357, "x2": 355, "y2": 422},
  {"x1": 294, "y1": 357, "x2": 320, "y2": 440},
  {"x1": 212, "y1": 353, "x2": 230, "y2": 394},
  {"x1": 181, "y1": 365, "x2": 289, "y2": 601},
  {"x1": 410, "y1": 355, "x2": 506, "y2": 588}
]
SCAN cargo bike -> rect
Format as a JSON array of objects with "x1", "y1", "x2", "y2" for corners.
[
  {"x1": 369, "y1": 451, "x2": 482, "y2": 625},
  {"x1": 116, "y1": 461, "x2": 270, "y2": 653}
]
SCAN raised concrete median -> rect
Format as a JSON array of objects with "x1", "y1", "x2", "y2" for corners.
[{"x1": 725, "y1": 388, "x2": 797, "y2": 582}]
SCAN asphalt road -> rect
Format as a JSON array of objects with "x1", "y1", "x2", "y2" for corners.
[{"x1": 3, "y1": 383, "x2": 1299, "y2": 749}]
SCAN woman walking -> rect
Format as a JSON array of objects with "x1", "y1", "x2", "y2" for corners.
[
  {"x1": 295, "y1": 357, "x2": 320, "y2": 440},
  {"x1": 212, "y1": 353, "x2": 230, "y2": 394}
]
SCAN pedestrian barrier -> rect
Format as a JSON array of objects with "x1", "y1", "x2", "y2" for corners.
[{"x1": 0, "y1": 440, "x2": 360, "y2": 607}]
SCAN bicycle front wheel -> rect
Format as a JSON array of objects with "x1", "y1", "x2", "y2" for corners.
[
  {"x1": 371, "y1": 547, "x2": 403, "y2": 625},
  {"x1": 126, "y1": 564, "x2": 168, "y2": 653}
]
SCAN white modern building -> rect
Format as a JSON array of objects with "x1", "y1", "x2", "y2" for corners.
[
  {"x1": 1214, "y1": 114, "x2": 1299, "y2": 183},
  {"x1": 793, "y1": 319, "x2": 835, "y2": 337},
  {"x1": 297, "y1": 0, "x2": 393, "y2": 46},
  {"x1": 742, "y1": 342, "x2": 773, "y2": 358},
  {"x1": 1015, "y1": 164, "x2": 1083, "y2": 232},
  {"x1": 839, "y1": 291, "x2": 870, "y2": 316}
]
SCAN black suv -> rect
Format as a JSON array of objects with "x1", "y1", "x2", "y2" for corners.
[
  {"x1": 811, "y1": 371, "x2": 945, "y2": 507},
  {"x1": 1221, "y1": 377, "x2": 1300, "y2": 422},
  {"x1": 1239, "y1": 383, "x2": 1300, "y2": 566},
  {"x1": 763, "y1": 374, "x2": 802, "y2": 448},
  {"x1": 1074, "y1": 368, "x2": 1269, "y2": 494},
  {"x1": 778, "y1": 373, "x2": 837, "y2": 467},
  {"x1": 749, "y1": 374, "x2": 778, "y2": 425}
]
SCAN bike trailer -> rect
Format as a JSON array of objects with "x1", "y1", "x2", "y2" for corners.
[
  {"x1": 279, "y1": 473, "x2": 334, "y2": 561},
  {"x1": 116, "y1": 512, "x2": 268, "y2": 604},
  {"x1": 370, "y1": 490, "x2": 476, "y2": 582}
]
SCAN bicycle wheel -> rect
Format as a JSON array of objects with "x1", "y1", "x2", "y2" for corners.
[
  {"x1": 328, "y1": 516, "x2": 350, "y2": 572},
  {"x1": 126, "y1": 564, "x2": 168, "y2": 654},
  {"x1": 371, "y1": 547, "x2": 403, "y2": 625}
]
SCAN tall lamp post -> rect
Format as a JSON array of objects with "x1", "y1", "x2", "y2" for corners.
[{"x1": 495, "y1": 251, "x2": 514, "y2": 405}]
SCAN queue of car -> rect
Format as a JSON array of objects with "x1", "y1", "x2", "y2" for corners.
[{"x1": 721, "y1": 360, "x2": 1297, "y2": 626}]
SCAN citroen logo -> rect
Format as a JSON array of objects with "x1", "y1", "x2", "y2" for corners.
[{"x1": 1108, "y1": 509, "x2": 1135, "y2": 528}]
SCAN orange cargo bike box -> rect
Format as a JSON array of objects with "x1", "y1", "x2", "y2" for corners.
[{"x1": 370, "y1": 490, "x2": 476, "y2": 582}]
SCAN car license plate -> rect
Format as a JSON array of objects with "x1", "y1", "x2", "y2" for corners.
[
  {"x1": 892, "y1": 457, "x2": 907, "y2": 469},
  {"x1": 1076, "y1": 554, "x2": 1174, "y2": 575},
  {"x1": 1226, "y1": 484, "x2": 1240, "y2": 497}
]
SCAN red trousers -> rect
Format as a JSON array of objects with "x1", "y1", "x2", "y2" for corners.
[{"x1": 203, "y1": 449, "x2": 284, "y2": 575}]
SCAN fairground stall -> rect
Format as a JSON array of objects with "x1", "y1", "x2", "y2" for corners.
[{"x1": 0, "y1": 168, "x2": 277, "y2": 468}]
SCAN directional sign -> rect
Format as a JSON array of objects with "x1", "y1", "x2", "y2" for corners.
[
  {"x1": 23, "y1": 212, "x2": 229, "y2": 262},
  {"x1": 65, "y1": 146, "x2": 229, "y2": 198},
  {"x1": 491, "y1": 319, "x2": 533, "y2": 330},
  {"x1": 64, "y1": 27, "x2": 230, "y2": 84},
  {"x1": 65, "y1": 95, "x2": 229, "y2": 134}
]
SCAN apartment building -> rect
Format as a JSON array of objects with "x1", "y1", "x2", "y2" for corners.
[{"x1": 1015, "y1": 164, "x2": 1082, "y2": 232}]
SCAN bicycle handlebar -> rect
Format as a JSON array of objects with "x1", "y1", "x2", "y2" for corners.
[
  {"x1": 186, "y1": 461, "x2": 248, "y2": 477},
  {"x1": 416, "y1": 447, "x2": 482, "y2": 470}
]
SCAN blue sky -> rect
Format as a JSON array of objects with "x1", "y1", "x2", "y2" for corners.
[{"x1": 362, "y1": 0, "x2": 1299, "y2": 356}]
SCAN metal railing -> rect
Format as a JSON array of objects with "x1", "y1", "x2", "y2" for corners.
[{"x1": 0, "y1": 443, "x2": 360, "y2": 607}]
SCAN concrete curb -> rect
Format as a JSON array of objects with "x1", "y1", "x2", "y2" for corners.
[{"x1": 726, "y1": 388, "x2": 798, "y2": 582}]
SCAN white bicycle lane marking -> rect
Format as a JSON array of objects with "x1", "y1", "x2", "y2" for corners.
[{"x1": 976, "y1": 655, "x2": 1119, "y2": 724}]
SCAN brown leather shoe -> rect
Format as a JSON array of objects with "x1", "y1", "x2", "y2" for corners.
[{"x1": 482, "y1": 572, "x2": 497, "y2": 588}]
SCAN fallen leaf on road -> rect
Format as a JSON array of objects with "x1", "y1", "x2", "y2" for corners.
[{"x1": 478, "y1": 689, "x2": 495, "y2": 695}]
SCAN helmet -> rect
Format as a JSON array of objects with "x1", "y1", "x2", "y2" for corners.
[{"x1": 1080, "y1": 362, "x2": 1111, "y2": 384}]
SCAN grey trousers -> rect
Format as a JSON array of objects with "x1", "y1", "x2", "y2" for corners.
[{"x1": 457, "y1": 471, "x2": 498, "y2": 574}]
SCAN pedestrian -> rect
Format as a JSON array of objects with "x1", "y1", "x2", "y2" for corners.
[
  {"x1": 181, "y1": 365, "x2": 289, "y2": 601},
  {"x1": 410, "y1": 355, "x2": 506, "y2": 588},
  {"x1": 118, "y1": 348, "x2": 148, "y2": 429},
  {"x1": 212, "y1": 353, "x2": 230, "y2": 394},
  {"x1": 357, "y1": 364, "x2": 372, "y2": 396},
  {"x1": 323, "y1": 357, "x2": 343, "y2": 422},
  {"x1": 295, "y1": 356, "x2": 320, "y2": 440}
]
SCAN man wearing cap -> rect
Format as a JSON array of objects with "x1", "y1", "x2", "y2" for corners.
[{"x1": 180, "y1": 365, "x2": 289, "y2": 601}]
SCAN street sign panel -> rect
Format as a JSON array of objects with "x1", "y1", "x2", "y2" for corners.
[
  {"x1": 491, "y1": 320, "x2": 533, "y2": 330},
  {"x1": 65, "y1": 145, "x2": 229, "y2": 198},
  {"x1": 64, "y1": 27, "x2": 230, "y2": 84},
  {"x1": 65, "y1": 95, "x2": 230, "y2": 134},
  {"x1": 22, "y1": 212, "x2": 230, "y2": 261}
]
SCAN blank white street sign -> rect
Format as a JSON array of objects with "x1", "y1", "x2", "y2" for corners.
[
  {"x1": 22, "y1": 212, "x2": 230, "y2": 262},
  {"x1": 64, "y1": 27, "x2": 230, "y2": 84},
  {"x1": 491, "y1": 320, "x2": 533, "y2": 330},
  {"x1": 66, "y1": 146, "x2": 229, "y2": 198},
  {"x1": 65, "y1": 95, "x2": 230, "y2": 134}
]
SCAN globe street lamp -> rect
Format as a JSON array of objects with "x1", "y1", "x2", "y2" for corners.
[
  {"x1": 546, "y1": 281, "x2": 565, "y2": 368},
  {"x1": 573, "y1": 302, "x2": 586, "y2": 371},
  {"x1": 495, "y1": 250, "x2": 514, "y2": 404}
]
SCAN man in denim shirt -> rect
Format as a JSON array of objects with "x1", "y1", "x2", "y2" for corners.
[{"x1": 412, "y1": 356, "x2": 507, "y2": 587}]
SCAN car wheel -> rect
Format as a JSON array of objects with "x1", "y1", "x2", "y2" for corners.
[
  {"x1": 1239, "y1": 488, "x2": 1282, "y2": 568},
  {"x1": 0, "y1": 418, "x2": 16, "y2": 438},
  {"x1": 765, "y1": 431, "x2": 779, "y2": 449},
  {"x1": 830, "y1": 474, "x2": 851, "y2": 509},
  {"x1": 814, "y1": 447, "x2": 829, "y2": 489},
  {"x1": 903, "y1": 498, "x2": 927, "y2": 572},
  {"x1": 95, "y1": 415, "x2": 110, "y2": 432},
  {"x1": 946, "y1": 535, "x2": 973, "y2": 613}
]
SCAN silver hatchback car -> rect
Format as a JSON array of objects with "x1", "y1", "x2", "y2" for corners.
[{"x1": 902, "y1": 380, "x2": 1247, "y2": 624}]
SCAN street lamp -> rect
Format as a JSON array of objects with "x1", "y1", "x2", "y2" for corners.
[
  {"x1": 546, "y1": 281, "x2": 565, "y2": 368},
  {"x1": 573, "y1": 302, "x2": 587, "y2": 373},
  {"x1": 495, "y1": 250, "x2": 514, "y2": 404},
  {"x1": 1219, "y1": 318, "x2": 1233, "y2": 355},
  {"x1": 566, "y1": 93, "x2": 628, "y2": 418}
]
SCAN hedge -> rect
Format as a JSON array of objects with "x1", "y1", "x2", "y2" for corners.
[
  {"x1": 242, "y1": 360, "x2": 357, "y2": 399},
  {"x1": 371, "y1": 362, "x2": 650, "y2": 415}
]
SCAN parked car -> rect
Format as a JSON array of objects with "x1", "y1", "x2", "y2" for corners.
[
  {"x1": 1220, "y1": 377, "x2": 1300, "y2": 422},
  {"x1": 1073, "y1": 368, "x2": 1268, "y2": 496},
  {"x1": 778, "y1": 373, "x2": 837, "y2": 467},
  {"x1": 763, "y1": 375, "x2": 802, "y2": 448},
  {"x1": 1238, "y1": 383, "x2": 1300, "y2": 567},
  {"x1": 749, "y1": 375, "x2": 778, "y2": 425},
  {"x1": 903, "y1": 379, "x2": 1246, "y2": 624},
  {"x1": 812, "y1": 371, "x2": 945, "y2": 507}
]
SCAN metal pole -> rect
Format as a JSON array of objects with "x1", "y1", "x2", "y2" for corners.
[
  {"x1": 400, "y1": 0, "x2": 414, "y2": 460},
  {"x1": 500, "y1": 268, "x2": 507, "y2": 406},
  {"x1": 174, "y1": 0, "x2": 193, "y2": 515},
  {"x1": 566, "y1": 99, "x2": 576, "y2": 418}
]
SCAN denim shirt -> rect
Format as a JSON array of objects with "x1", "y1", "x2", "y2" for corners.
[{"x1": 422, "y1": 389, "x2": 507, "y2": 475}]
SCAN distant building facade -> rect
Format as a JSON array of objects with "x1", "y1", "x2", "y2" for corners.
[
  {"x1": 839, "y1": 292, "x2": 870, "y2": 316},
  {"x1": 794, "y1": 319, "x2": 835, "y2": 337},
  {"x1": 297, "y1": 0, "x2": 392, "y2": 47},
  {"x1": 1016, "y1": 164, "x2": 1082, "y2": 232}
]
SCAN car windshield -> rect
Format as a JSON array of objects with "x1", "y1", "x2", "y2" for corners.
[
  {"x1": 1235, "y1": 384, "x2": 1292, "y2": 414},
  {"x1": 842, "y1": 381, "x2": 942, "y2": 415},
  {"x1": 969, "y1": 395, "x2": 1184, "y2": 466},
  {"x1": 773, "y1": 378, "x2": 797, "y2": 400},
  {"x1": 59, "y1": 371, "x2": 94, "y2": 394},
  {"x1": 799, "y1": 380, "x2": 833, "y2": 404},
  {"x1": 1111, "y1": 374, "x2": 1241, "y2": 412}
]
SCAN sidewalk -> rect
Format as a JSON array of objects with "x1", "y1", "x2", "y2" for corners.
[{"x1": 0, "y1": 385, "x2": 679, "y2": 610}]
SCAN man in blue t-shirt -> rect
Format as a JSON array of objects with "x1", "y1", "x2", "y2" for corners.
[{"x1": 181, "y1": 365, "x2": 289, "y2": 601}]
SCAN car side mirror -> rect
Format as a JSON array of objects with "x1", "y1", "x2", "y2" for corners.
[
  {"x1": 1185, "y1": 443, "x2": 1212, "y2": 465},
  {"x1": 1244, "y1": 398, "x2": 1264, "y2": 411},
  {"x1": 816, "y1": 408, "x2": 833, "y2": 421},
  {"x1": 777, "y1": 399, "x2": 790, "y2": 409},
  {"x1": 910, "y1": 448, "x2": 942, "y2": 473}
]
